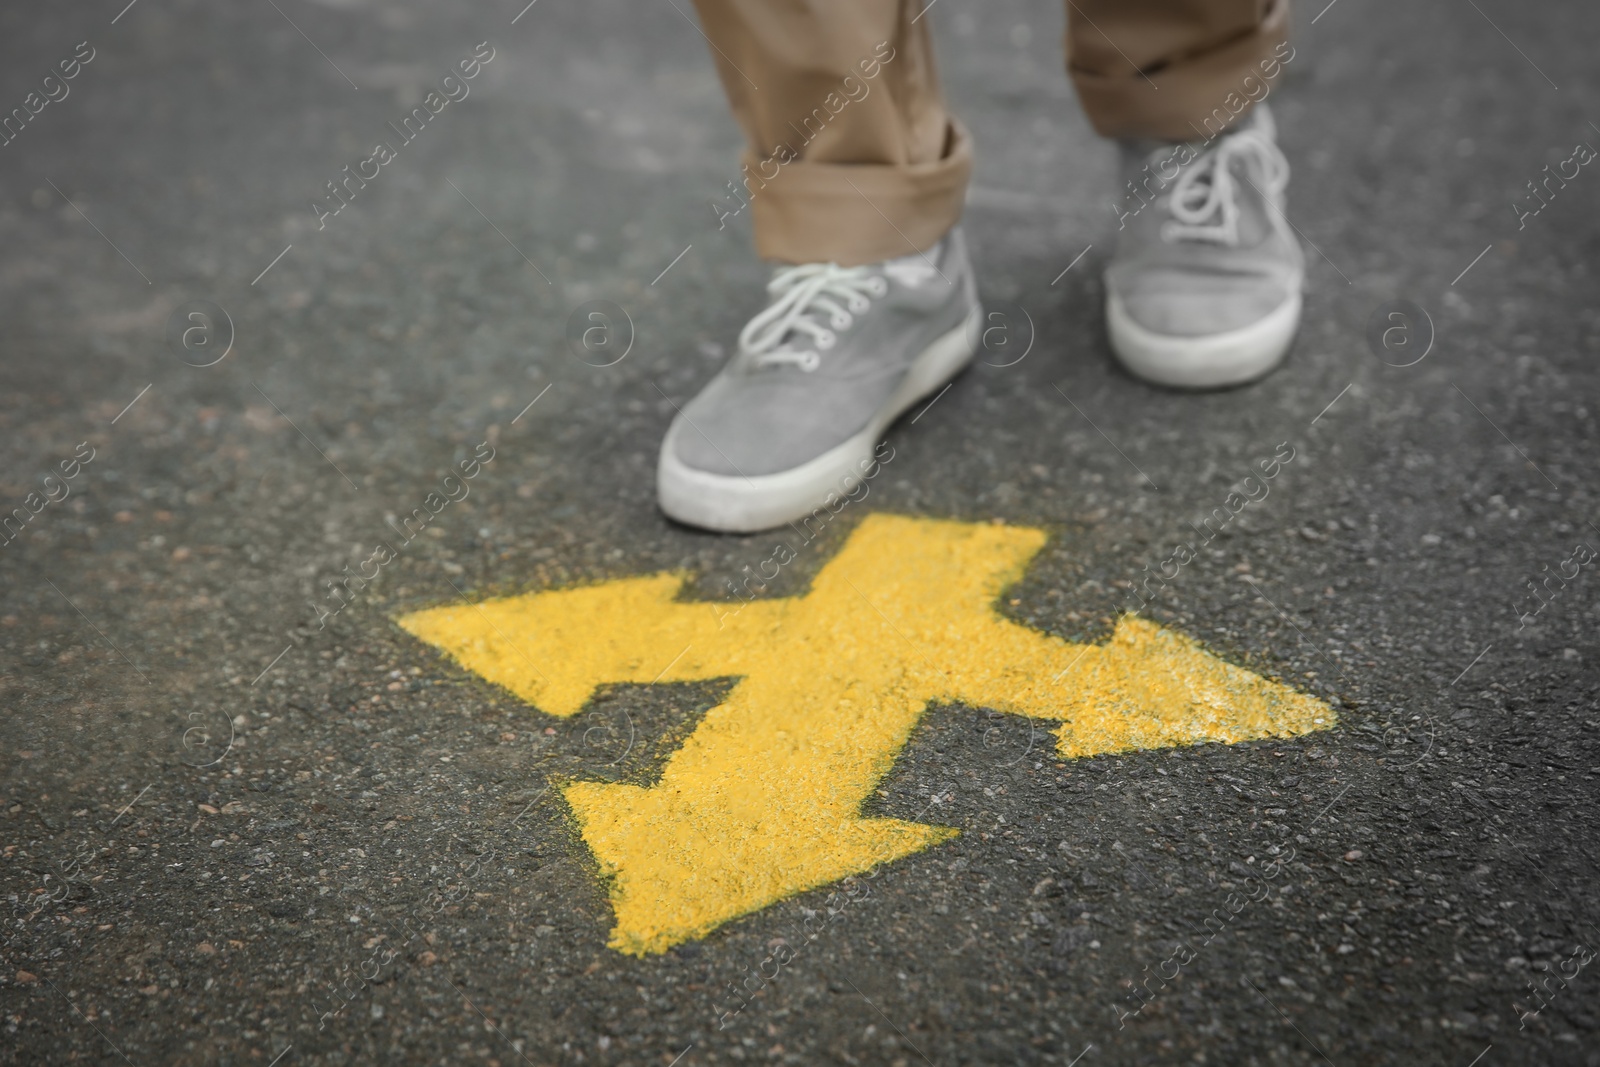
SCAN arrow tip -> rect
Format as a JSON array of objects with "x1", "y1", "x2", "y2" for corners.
[
  {"x1": 1053, "y1": 617, "x2": 1335, "y2": 757},
  {"x1": 565, "y1": 780, "x2": 955, "y2": 956}
]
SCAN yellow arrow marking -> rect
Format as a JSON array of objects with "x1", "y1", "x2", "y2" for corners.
[{"x1": 398, "y1": 515, "x2": 1333, "y2": 956}]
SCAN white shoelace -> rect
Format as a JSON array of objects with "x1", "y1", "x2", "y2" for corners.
[
  {"x1": 738, "y1": 262, "x2": 888, "y2": 371},
  {"x1": 1161, "y1": 127, "x2": 1289, "y2": 246}
]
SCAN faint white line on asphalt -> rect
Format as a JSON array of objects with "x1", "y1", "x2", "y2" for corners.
[
  {"x1": 43, "y1": 974, "x2": 136, "y2": 1067},
  {"x1": 651, "y1": 243, "x2": 694, "y2": 286},
  {"x1": 842, "y1": 175, "x2": 952, "y2": 286},
  {"x1": 1239, "y1": 172, "x2": 1350, "y2": 285},
  {"x1": 112, "y1": 383, "x2": 153, "y2": 424},
  {"x1": 1052, "y1": 382, "x2": 1161, "y2": 490},
  {"x1": 252, "y1": 243, "x2": 293, "y2": 285},
  {"x1": 1240, "y1": 577, "x2": 1348, "y2": 680},
  {"x1": 844, "y1": 978, "x2": 936, "y2": 1067},
  {"x1": 264, "y1": 0, "x2": 358, "y2": 90},
  {"x1": 250, "y1": 380, "x2": 362, "y2": 491},
  {"x1": 1064, "y1": 0, "x2": 1157, "y2": 90},
  {"x1": 660, "y1": 0, "x2": 759, "y2": 91},
  {"x1": 1050, "y1": 244, "x2": 1093, "y2": 285},
  {"x1": 252, "y1": 642, "x2": 294, "y2": 686},
  {"x1": 109, "y1": 784, "x2": 152, "y2": 827},
  {"x1": 44, "y1": 577, "x2": 151, "y2": 685},
  {"x1": 1464, "y1": 0, "x2": 1559, "y2": 90},
  {"x1": 651, "y1": 643, "x2": 694, "y2": 683},
  {"x1": 1304, "y1": 783, "x2": 1350, "y2": 832},
  {"x1": 1449, "y1": 643, "x2": 1495, "y2": 688},
  {"x1": 1309, "y1": 382, "x2": 1352, "y2": 426},
  {"x1": 1450, "y1": 383, "x2": 1558, "y2": 489},
  {"x1": 512, "y1": 382, "x2": 552, "y2": 424},
  {"x1": 1309, "y1": 0, "x2": 1340, "y2": 23},
  {"x1": 1244, "y1": 976, "x2": 1338, "y2": 1067},
  {"x1": 266, "y1": 1044, "x2": 294, "y2": 1067},
  {"x1": 914, "y1": 787, "x2": 955, "y2": 818},
  {"x1": 910, "y1": 0, "x2": 940, "y2": 23},
  {"x1": 1065, "y1": 1044, "x2": 1095, "y2": 1067},
  {"x1": 510, "y1": 790, "x2": 547, "y2": 825},
  {"x1": 46, "y1": 178, "x2": 152, "y2": 284},
  {"x1": 653, "y1": 382, "x2": 759, "y2": 488},
  {"x1": 1451, "y1": 243, "x2": 1493, "y2": 286},
  {"x1": 445, "y1": 576, "x2": 552, "y2": 684},
  {"x1": 910, "y1": 382, "x2": 953, "y2": 424},
  {"x1": 439, "y1": 973, "x2": 538, "y2": 1067},
  {"x1": 111, "y1": 0, "x2": 140, "y2": 24},
  {"x1": 444, "y1": 177, "x2": 552, "y2": 285},
  {"x1": 510, "y1": 0, "x2": 539, "y2": 24},
  {"x1": 666, "y1": 1043, "x2": 695, "y2": 1067},
  {"x1": 1465, "y1": 1044, "x2": 1492, "y2": 1067}
]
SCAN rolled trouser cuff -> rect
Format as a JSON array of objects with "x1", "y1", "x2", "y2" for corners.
[
  {"x1": 747, "y1": 119, "x2": 973, "y2": 266},
  {"x1": 1071, "y1": 2, "x2": 1291, "y2": 142}
]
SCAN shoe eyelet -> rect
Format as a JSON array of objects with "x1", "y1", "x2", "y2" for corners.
[
  {"x1": 847, "y1": 296, "x2": 870, "y2": 313},
  {"x1": 815, "y1": 331, "x2": 836, "y2": 350},
  {"x1": 870, "y1": 278, "x2": 888, "y2": 297},
  {"x1": 831, "y1": 313, "x2": 852, "y2": 330},
  {"x1": 800, "y1": 352, "x2": 821, "y2": 372}
]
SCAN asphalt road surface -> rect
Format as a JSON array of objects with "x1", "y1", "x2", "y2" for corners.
[{"x1": 3, "y1": 0, "x2": 1599, "y2": 1064}]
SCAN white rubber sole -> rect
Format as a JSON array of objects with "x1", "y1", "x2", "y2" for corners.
[
  {"x1": 1107, "y1": 287, "x2": 1302, "y2": 390},
  {"x1": 657, "y1": 306, "x2": 983, "y2": 533}
]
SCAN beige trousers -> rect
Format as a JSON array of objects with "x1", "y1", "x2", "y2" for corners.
[{"x1": 692, "y1": 0, "x2": 1290, "y2": 264}]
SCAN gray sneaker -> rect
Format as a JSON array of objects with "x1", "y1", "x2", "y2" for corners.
[
  {"x1": 657, "y1": 228, "x2": 981, "y2": 532},
  {"x1": 1105, "y1": 103, "x2": 1304, "y2": 389}
]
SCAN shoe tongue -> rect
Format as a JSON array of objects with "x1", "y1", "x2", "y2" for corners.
[
  {"x1": 1121, "y1": 103, "x2": 1272, "y2": 175},
  {"x1": 882, "y1": 239, "x2": 951, "y2": 290},
  {"x1": 882, "y1": 256, "x2": 938, "y2": 289},
  {"x1": 1239, "y1": 101, "x2": 1273, "y2": 138}
]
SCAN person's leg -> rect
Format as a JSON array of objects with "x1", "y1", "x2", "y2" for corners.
[
  {"x1": 1063, "y1": 0, "x2": 1305, "y2": 389},
  {"x1": 657, "y1": 0, "x2": 985, "y2": 533},
  {"x1": 690, "y1": 0, "x2": 971, "y2": 265},
  {"x1": 1064, "y1": 0, "x2": 1290, "y2": 141}
]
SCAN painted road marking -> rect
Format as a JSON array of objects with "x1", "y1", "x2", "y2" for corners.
[{"x1": 399, "y1": 515, "x2": 1333, "y2": 956}]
